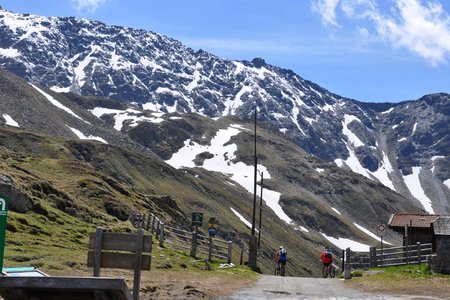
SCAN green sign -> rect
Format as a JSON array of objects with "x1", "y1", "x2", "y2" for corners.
[
  {"x1": 192, "y1": 212, "x2": 203, "y2": 227},
  {"x1": 0, "y1": 195, "x2": 8, "y2": 272}
]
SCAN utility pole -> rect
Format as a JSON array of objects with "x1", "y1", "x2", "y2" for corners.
[
  {"x1": 258, "y1": 171, "x2": 263, "y2": 248},
  {"x1": 248, "y1": 108, "x2": 258, "y2": 270}
]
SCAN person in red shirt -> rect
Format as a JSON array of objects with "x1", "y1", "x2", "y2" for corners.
[{"x1": 321, "y1": 247, "x2": 333, "y2": 267}]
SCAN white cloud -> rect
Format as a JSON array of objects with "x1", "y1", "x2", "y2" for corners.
[
  {"x1": 311, "y1": 0, "x2": 341, "y2": 27},
  {"x1": 71, "y1": 0, "x2": 107, "y2": 13},
  {"x1": 312, "y1": 0, "x2": 450, "y2": 65},
  {"x1": 374, "y1": 0, "x2": 450, "y2": 65}
]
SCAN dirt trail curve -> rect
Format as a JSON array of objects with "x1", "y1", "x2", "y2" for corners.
[{"x1": 218, "y1": 275, "x2": 445, "y2": 300}]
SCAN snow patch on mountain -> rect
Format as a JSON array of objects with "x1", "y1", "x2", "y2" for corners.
[
  {"x1": 431, "y1": 156, "x2": 445, "y2": 173},
  {"x1": 295, "y1": 226, "x2": 309, "y2": 232},
  {"x1": 1, "y1": 10, "x2": 52, "y2": 36},
  {"x1": 335, "y1": 143, "x2": 370, "y2": 178},
  {"x1": 90, "y1": 107, "x2": 164, "y2": 130},
  {"x1": 67, "y1": 126, "x2": 107, "y2": 144},
  {"x1": 2, "y1": 114, "x2": 19, "y2": 127},
  {"x1": 371, "y1": 152, "x2": 395, "y2": 191},
  {"x1": 0, "y1": 48, "x2": 20, "y2": 58},
  {"x1": 31, "y1": 84, "x2": 89, "y2": 124},
  {"x1": 185, "y1": 62, "x2": 202, "y2": 92},
  {"x1": 444, "y1": 179, "x2": 450, "y2": 190},
  {"x1": 223, "y1": 85, "x2": 251, "y2": 116},
  {"x1": 381, "y1": 107, "x2": 394, "y2": 114},
  {"x1": 166, "y1": 124, "x2": 292, "y2": 224},
  {"x1": 321, "y1": 232, "x2": 370, "y2": 252},
  {"x1": 331, "y1": 207, "x2": 341, "y2": 215},
  {"x1": 403, "y1": 167, "x2": 434, "y2": 214},
  {"x1": 230, "y1": 207, "x2": 257, "y2": 231},
  {"x1": 342, "y1": 114, "x2": 364, "y2": 148},
  {"x1": 335, "y1": 140, "x2": 395, "y2": 191}
]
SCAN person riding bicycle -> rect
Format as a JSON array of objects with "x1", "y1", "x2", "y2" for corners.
[
  {"x1": 274, "y1": 246, "x2": 287, "y2": 273},
  {"x1": 321, "y1": 247, "x2": 333, "y2": 267}
]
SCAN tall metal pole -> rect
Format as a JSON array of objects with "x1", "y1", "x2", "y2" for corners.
[
  {"x1": 251, "y1": 108, "x2": 257, "y2": 236},
  {"x1": 248, "y1": 107, "x2": 258, "y2": 270},
  {"x1": 258, "y1": 172, "x2": 263, "y2": 248}
]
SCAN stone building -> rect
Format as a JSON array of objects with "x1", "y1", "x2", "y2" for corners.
[{"x1": 429, "y1": 216, "x2": 450, "y2": 274}]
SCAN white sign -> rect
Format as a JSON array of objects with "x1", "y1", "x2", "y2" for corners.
[{"x1": 0, "y1": 198, "x2": 6, "y2": 215}]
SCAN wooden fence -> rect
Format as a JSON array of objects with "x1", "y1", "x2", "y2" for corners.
[
  {"x1": 369, "y1": 242, "x2": 432, "y2": 267},
  {"x1": 345, "y1": 242, "x2": 433, "y2": 269},
  {"x1": 129, "y1": 212, "x2": 234, "y2": 264}
]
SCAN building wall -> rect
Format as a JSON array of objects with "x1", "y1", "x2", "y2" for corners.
[
  {"x1": 430, "y1": 236, "x2": 450, "y2": 274},
  {"x1": 403, "y1": 229, "x2": 433, "y2": 246}
]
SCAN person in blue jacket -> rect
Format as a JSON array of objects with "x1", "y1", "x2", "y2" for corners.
[{"x1": 274, "y1": 246, "x2": 287, "y2": 273}]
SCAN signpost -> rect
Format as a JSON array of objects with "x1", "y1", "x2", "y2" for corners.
[
  {"x1": 192, "y1": 212, "x2": 203, "y2": 227},
  {"x1": 0, "y1": 195, "x2": 9, "y2": 272},
  {"x1": 377, "y1": 224, "x2": 386, "y2": 266}
]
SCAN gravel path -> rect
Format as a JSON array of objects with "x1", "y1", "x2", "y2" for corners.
[{"x1": 218, "y1": 275, "x2": 445, "y2": 300}]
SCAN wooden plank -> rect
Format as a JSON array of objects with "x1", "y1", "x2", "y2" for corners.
[
  {"x1": 166, "y1": 226, "x2": 189, "y2": 234},
  {"x1": 0, "y1": 276, "x2": 132, "y2": 300},
  {"x1": 94, "y1": 227, "x2": 103, "y2": 277},
  {"x1": 87, "y1": 252, "x2": 151, "y2": 270},
  {"x1": 88, "y1": 232, "x2": 152, "y2": 252},
  {"x1": 167, "y1": 231, "x2": 191, "y2": 240},
  {"x1": 132, "y1": 228, "x2": 144, "y2": 300}
]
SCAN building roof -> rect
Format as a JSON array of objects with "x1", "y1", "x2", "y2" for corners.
[
  {"x1": 432, "y1": 217, "x2": 450, "y2": 235},
  {"x1": 387, "y1": 213, "x2": 441, "y2": 228}
]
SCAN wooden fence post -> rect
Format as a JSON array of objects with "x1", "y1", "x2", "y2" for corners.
[
  {"x1": 159, "y1": 223, "x2": 165, "y2": 247},
  {"x1": 406, "y1": 244, "x2": 410, "y2": 264},
  {"x1": 227, "y1": 241, "x2": 233, "y2": 264},
  {"x1": 417, "y1": 242, "x2": 421, "y2": 264},
  {"x1": 151, "y1": 216, "x2": 156, "y2": 234},
  {"x1": 207, "y1": 237, "x2": 213, "y2": 262},
  {"x1": 190, "y1": 231, "x2": 197, "y2": 258},
  {"x1": 93, "y1": 227, "x2": 103, "y2": 277},
  {"x1": 145, "y1": 214, "x2": 152, "y2": 231},
  {"x1": 137, "y1": 214, "x2": 142, "y2": 228},
  {"x1": 155, "y1": 219, "x2": 160, "y2": 239},
  {"x1": 132, "y1": 228, "x2": 144, "y2": 300},
  {"x1": 369, "y1": 247, "x2": 376, "y2": 267}
]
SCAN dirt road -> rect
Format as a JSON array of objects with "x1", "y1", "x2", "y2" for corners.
[{"x1": 219, "y1": 275, "x2": 446, "y2": 299}]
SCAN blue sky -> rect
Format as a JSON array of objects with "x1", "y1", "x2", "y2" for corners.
[{"x1": 2, "y1": 0, "x2": 450, "y2": 103}]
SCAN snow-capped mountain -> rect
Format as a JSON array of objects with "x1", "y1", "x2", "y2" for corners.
[{"x1": 0, "y1": 8, "x2": 448, "y2": 214}]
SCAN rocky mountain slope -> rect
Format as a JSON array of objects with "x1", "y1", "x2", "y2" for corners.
[
  {"x1": 0, "y1": 8, "x2": 448, "y2": 214},
  {"x1": 0, "y1": 67, "x2": 424, "y2": 276}
]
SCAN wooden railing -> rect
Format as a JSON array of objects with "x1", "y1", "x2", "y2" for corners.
[
  {"x1": 344, "y1": 242, "x2": 433, "y2": 269},
  {"x1": 129, "y1": 212, "x2": 234, "y2": 264},
  {"x1": 369, "y1": 242, "x2": 432, "y2": 267}
]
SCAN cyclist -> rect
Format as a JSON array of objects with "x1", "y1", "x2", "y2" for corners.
[
  {"x1": 274, "y1": 246, "x2": 287, "y2": 275},
  {"x1": 321, "y1": 247, "x2": 333, "y2": 273}
]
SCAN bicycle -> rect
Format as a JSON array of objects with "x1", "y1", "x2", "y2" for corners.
[
  {"x1": 274, "y1": 262, "x2": 286, "y2": 276},
  {"x1": 322, "y1": 264, "x2": 336, "y2": 278}
]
